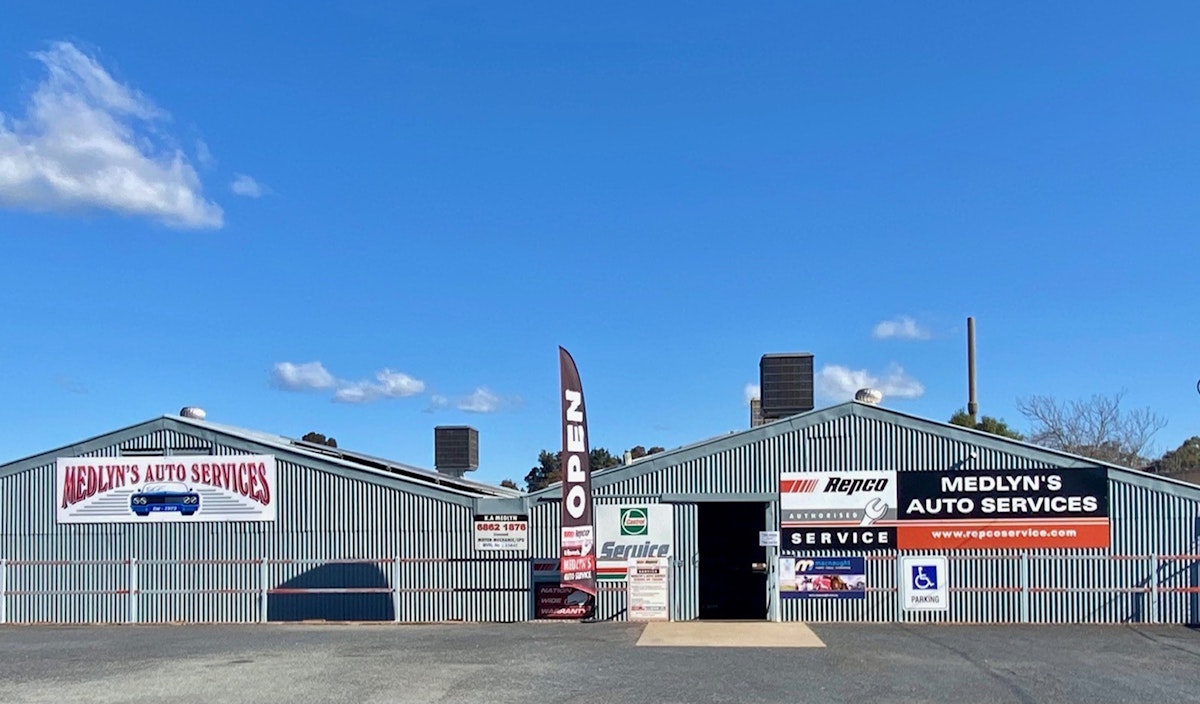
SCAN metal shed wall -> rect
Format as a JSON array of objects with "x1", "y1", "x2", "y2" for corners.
[
  {"x1": 1, "y1": 424, "x2": 530, "y2": 624},
  {"x1": 531, "y1": 407, "x2": 1200, "y2": 624}
]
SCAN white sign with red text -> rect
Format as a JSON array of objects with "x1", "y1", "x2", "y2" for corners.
[
  {"x1": 55, "y1": 455, "x2": 277, "y2": 523},
  {"x1": 627, "y1": 557, "x2": 670, "y2": 621},
  {"x1": 473, "y1": 514, "x2": 529, "y2": 551}
]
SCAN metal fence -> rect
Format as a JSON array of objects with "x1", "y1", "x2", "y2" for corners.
[
  {"x1": 1, "y1": 553, "x2": 1196, "y2": 624},
  {"x1": 0, "y1": 556, "x2": 531, "y2": 624},
  {"x1": 782, "y1": 553, "x2": 1200, "y2": 625}
]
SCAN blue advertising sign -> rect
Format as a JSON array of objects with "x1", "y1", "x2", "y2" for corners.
[{"x1": 780, "y1": 556, "x2": 867, "y2": 599}]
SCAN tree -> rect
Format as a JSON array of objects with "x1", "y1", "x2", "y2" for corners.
[
  {"x1": 1146, "y1": 436, "x2": 1200, "y2": 476},
  {"x1": 301, "y1": 431, "x2": 338, "y2": 448},
  {"x1": 523, "y1": 447, "x2": 624, "y2": 492},
  {"x1": 948, "y1": 409, "x2": 1024, "y2": 440},
  {"x1": 589, "y1": 448, "x2": 622, "y2": 471},
  {"x1": 627, "y1": 445, "x2": 666, "y2": 461},
  {"x1": 1015, "y1": 391, "x2": 1167, "y2": 467},
  {"x1": 499, "y1": 478, "x2": 520, "y2": 490},
  {"x1": 524, "y1": 450, "x2": 561, "y2": 493}
]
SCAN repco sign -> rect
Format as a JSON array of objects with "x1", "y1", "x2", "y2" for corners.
[{"x1": 779, "y1": 470, "x2": 898, "y2": 552}]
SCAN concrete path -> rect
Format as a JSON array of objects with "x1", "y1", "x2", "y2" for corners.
[{"x1": 636, "y1": 620, "x2": 826, "y2": 647}]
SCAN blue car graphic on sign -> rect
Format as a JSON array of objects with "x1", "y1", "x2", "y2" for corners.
[{"x1": 130, "y1": 482, "x2": 200, "y2": 517}]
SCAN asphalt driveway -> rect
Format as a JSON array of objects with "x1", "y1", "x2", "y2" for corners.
[{"x1": 0, "y1": 622, "x2": 1196, "y2": 704}]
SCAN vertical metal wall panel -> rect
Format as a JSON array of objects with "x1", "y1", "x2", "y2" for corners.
[
  {"x1": 574, "y1": 412, "x2": 1200, "y2": 624},
  {"x1": 0, "y1": 424, "x2": 531, "y2": 624},
  {"x1": 671, "y1": 503, "x2": 698, "y2": 621},
  {"x1": 6, "y1": 409, "x2": 1200, "y2": 624}
]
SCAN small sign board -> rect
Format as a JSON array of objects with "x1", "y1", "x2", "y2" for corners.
[
  {"x1": 901, "y1": 556, "x2": 949, "y2": 611},
  {"x1": 534, "y1": 584, "x2": 594, "y2": 619},
  {"x1": 759, "y1": 530, "x2": 780, "y2": 547},
  {"x1": 780, "y1": 556, "x2": 866, "y2": 599},
  {"x1": 473, "y1": 514, "x2": 529, "y2": 551},
  {"x1": 627, "y1": 557, "x2": 670, "y2": 621}
]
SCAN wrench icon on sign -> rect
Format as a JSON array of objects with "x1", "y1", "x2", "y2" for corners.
[{"x1": 859, "y1": 498, "x2": 888, "y2": 526}]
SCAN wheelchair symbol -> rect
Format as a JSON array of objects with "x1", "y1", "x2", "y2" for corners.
[{"x1": 912, "y1": 565, "x2": 937, "y2": 590}]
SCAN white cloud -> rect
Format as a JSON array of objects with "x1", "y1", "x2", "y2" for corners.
[
  {"x1": 424, "y1": 394, "x2": 450, "y2": 413},
  {"x1": 332, "y1": 382, "x2": 374, "y2": 404},
  {"x1": 195, "y1": 140, "x2": 214, "y2": 168},
  {"x1": 332, "y1": 368, "x2": 426, "y2": 404},
  {"x1": 458, "y1": 387, "x2": 501, "y2": 413},
  {"x1": 422, "y1": 387, "x2": 512, "y2": 413},
  {"x1": 230, "y1": 173, "x2": 265, "y2": 198},
  {"x1": 372, "y1": 369, "x2": 425, "y2": 397},
  {"x1": 0, "y1": 41, "x2": 223, "y2": 228},
  {"x1": 271, "y1": 362, "x2": 336, "y2": 391},
  {"x1": 744, "y1": 383, "x2": 760, "y2": 406},
  {"x1": 816, "y1": 363, "x2": 925, "y2": 402},
  {"x1": 872, "y1": 316, "x2": 931, "y2": 340}
]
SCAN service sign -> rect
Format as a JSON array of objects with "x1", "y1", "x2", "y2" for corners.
[
  {"x1": 901, "y1": 556, "x2": 949, "y2": 611},
  {"x1": 56, "y1": 455, "x2": 276, "y2": 523},
  {"x1": 779, "y1": 556, "x2": 866, "y2": 599},
  {"x1": 627, "y1": 557, "x2": 670, "y2": 621},
  {"x1": 895, "y1": 468, "x2": 1110, "y2": 550},
  {"x1": 473, "y1": 514, "x2": 529, "y2": 551},
  {"x1": 780, "y1": 471, "x2": 898, "y2": 551},
  {"x1": 595, "y1": 504, "x2": 674, "y2": 581}
]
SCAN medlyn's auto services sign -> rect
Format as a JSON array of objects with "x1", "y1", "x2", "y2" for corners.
[
  {"x1": 56, "y1": 455, "x2": 276, "y2": 523},
  {"x1": 896, "y1": 468, "x2": 1109, "y2": 549},
  {"x1": 595, "y1": 504, "x2": 673, "y2": 580},
  {"x1": 780, "y1": 471, "x2": 898, "y2": 551}
]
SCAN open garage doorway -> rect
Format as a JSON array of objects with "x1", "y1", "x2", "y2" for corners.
[{"x1": 697, "y1": 502, "x2": 767, "y2": 619}]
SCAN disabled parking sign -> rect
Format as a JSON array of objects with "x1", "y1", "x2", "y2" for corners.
[
  {"x1": 911, "y1": 564, "x2": 938, "y2": 591},
  {"x1": 901, "y1": 556, "x2": 948, "y2": 611}
]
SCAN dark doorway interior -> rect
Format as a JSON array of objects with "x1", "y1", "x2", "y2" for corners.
[{"x1": 698, "y1": 501, "x2": 767, "y2": 619}]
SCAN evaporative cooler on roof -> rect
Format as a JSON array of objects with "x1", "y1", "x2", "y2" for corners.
[
  {"x1": 434, "y1": 426, "x2": 479, "y2": 477},
  {"x1": 759, "y1": 353, "x2": 814, "y2": 422}
]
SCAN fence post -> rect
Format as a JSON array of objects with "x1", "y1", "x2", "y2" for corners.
[
  {"x1": 895, "y1": 556, "x2": 904, "y2": 623},
  {"x1": 392, "y1": 556, "x2": 402, "y2": 623},
  {"x1": 129, "y1": 557, "x2": 139, "y2": 624},
  {"x1": 1019, "y1": 553, "x2": 1029, "y2": 624},
  {"x1": 1149, "y1": 553, "x2": 1158, "y2": 624},
  {"x1": 259, "y1": 558, "x2": 269, "y2": 623},
  {"x1": 0, "y1": 558, "x2": 7, "y2": 625}
]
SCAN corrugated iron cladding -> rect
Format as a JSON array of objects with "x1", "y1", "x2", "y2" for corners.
[
  {"x1": 1, "y1": 428, "x2": 528, "y2": 624},
  {"x1": 5, "y1": 412, "x2": 1200, "y2": 624},
  {"x1": 574, "y1": 413, "x2": 1200, "y2": 624}
]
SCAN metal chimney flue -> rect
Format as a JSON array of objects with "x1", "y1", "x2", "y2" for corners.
[{"x1": 967, "y1": 317, "x2": 978, "y2": 424}]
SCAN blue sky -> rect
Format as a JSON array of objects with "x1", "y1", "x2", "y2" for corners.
[{"x1": 2, "y1": 2, "x2": 1198, "y2": 485}]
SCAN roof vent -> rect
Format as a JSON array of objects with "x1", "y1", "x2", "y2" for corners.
[
  {"x1": 180, "y1": 406, "x2": 207, "y2": 420},
  {"x1": 854, "y1": 388, "x2": 883, "y2": 405}
]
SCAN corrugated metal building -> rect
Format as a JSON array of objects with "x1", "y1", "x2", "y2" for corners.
[
  {"x1": 0, "y1": 413, "x2": 530, "y2": 624},
  {"x1": 527, "y1": 402, "x2": 1200, "y2": 625},
  {"x1": 3, "y1": 401, "x2": 1198, "y2": 625}
]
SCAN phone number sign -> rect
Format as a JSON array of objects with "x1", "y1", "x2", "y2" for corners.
[{"x1": 473, "y1": 514, "x2": 529, "y2": 551}]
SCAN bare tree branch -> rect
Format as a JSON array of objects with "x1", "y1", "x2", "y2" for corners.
[{"x1": 1016, "y1": 390, "x2": 1166, "y2": 467}]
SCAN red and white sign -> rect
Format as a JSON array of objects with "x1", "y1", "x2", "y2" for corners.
[
  {"x1": 627, "y1": 557, "x2": 670, "y2": 621},
  {"x1": 473, "y1": 514, "x2": 529, "y2": 551},
  {"x1": 55, "y1": 455, "x2": 277, "y2": 523}
]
